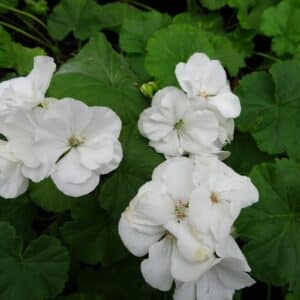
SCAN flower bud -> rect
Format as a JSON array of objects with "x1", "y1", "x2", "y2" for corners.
[{"x1": 140, "y1": 81, "x2": 158, "y2": 98}]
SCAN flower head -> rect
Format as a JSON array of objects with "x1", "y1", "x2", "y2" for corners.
[
  {"x1": 33, "y1": 98, "x2": 123, "y2": 197},
  {"x1": 138, "y1": 87, "x2": 220, "y2": 157},
  {"x1": 175, "y1": 53, "x2": 241, "y2": 119},
  {"x1": 0, "y1": 56, "x2": 56, "y2": 116}
]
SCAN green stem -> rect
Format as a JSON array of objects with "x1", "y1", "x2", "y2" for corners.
[
  {"x1": 0, "y1": 3, "x2": 48, "y2": 30},
  {"x1": 15, "y1": 15, "x2": 52, "y2": 45},
  {"x1": 254, "y1": 52, "x2": 281, "y2": 62},
  {"x1": 124, "y1": 0, "x2": 156, "y2": 11},
  {"x1": 0, "y1": 20, "x2": 50, "y2": 49}
]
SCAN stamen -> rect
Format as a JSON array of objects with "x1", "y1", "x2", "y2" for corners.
[
  {"x1": 175, "y1": 200, "x2": 189, "y2": 222},
  {"x1": 210, "y1": 192, "x2": 220, "y2": 204},
  {"x1": 174, "y1": 119, "x2": 184, "y2": 131},
  {"x1": 68, "y1": 136, "x2": 85, "y2": 148}
]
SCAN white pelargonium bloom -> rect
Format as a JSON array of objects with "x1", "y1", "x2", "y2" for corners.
[
  {"x1": 33, "y1": 98, "x2": 123, "y2": 197},
  {"x1": 190, "y1": 156, "x2": 259, "y2": 240},
  {"x1": 0, "y1": 140, "x2": 29, "y2": 198},
  {"x1": 174, "y1": 257, "x2": 255, "y2": 300},
  {"x1": 0, "y1": 109, "x2": 53, "y2": 183},
  {"x1": 118, "y1": 157, "x2": 257, "y2": 292},
  {"x1": 0, "y1": 56, "x2": 56, "y2": 116},
  {"x1": 175, "y1": 53, "x2": 241, "y2": 119},
  {"x1": 138, "y1": 87, "x2": 221, "y2": 156}
]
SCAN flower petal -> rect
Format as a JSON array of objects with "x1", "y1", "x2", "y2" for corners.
[
  {"x1": 141, "y1": 237, "x2": 173, "y2": 291},
  {"x1": 118, "y1": 215, "x2": 163, "y2": 257}
]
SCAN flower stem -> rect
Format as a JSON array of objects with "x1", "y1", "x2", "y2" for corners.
[
  {"x1": 254, "y1": 52, "x2": 281, "y2": 62},
  {"x1": 267, "y1": 284, "x2": 272, "y2": 300},
  {"x1": 124, "y1": 0, "x2": 156, "y2": 11},
  {"x1": 0, "y1": 3, "x2": 48, "y2": 30}
]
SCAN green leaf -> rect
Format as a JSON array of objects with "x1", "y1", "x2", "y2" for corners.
[
  {"x1": 201, "y1": 0, "x2": 227, "y2": 10},
  {"x1": 0, "y1": 26, "x2": 45, "y2": 75},
  {"x1": 49, "y1": 33, "x2": 142, "y2": 123},
  {"x1": 49, "y1": 33, "x2": 163, "y2": 219},
  {"x1": 236, "y1": 60, "x2": 300, "y2": 160},
  {"x1": 236, "y1": 159, "x2": 300, "y2": 292},
  {"x1": 62, "y1": 196, "x2": 127, "y2": 265},
  {"x1": 0, "y1": 0, "x2": 19, "y2": 13},
  {"x1": 99, "y1": 125, "x2": 163, "y2": 218},
  {"x1": 120, "y1": 11, "x2": 171, "y2": 54},
  {"x1": 47, "y1": 0, "x2": 102, "y2": 40},
  {"x1": 25, "y1": 0, "x2": 48, "y2": 15},
  {"x1": 145, "y1": 24, "x2": 214, "y2": 86},
  {"x1": 29, "y1": 178, "x2": 76, "y2": 212},
  {"x1": 228, "y1": 0, "x2": 280, "y2": 30},
  {"x1": 0, "y1": 222, "x2": 70, "y2": 300},
  {"x1": 261, "y1": 1, "x2": 300, "y2": 56},
  {"x1": 96, "y1": 2, "x2": 140, "y2": 32},
  {"x1": 225, "y1": 132, "x2": 273, "y2": 175},
  {"x1": 0, "y1": 195, "x2": 36, "y2": 241},
  {"x1": 145, "y1": 24, "x2": 246, "y2": 85}
]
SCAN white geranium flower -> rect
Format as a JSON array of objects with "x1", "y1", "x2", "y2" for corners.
[
  {"x1": 138, "y1": 87, "x2": 220, "y2": 156},
  {"x1": 174, "y1": 257, "x2": 255, "y2": 300},
  {"x1": 0, "y1": 109, "x2": 53, "y2": 182},
  {"x1": 175, "y1": 53, "x2": 241, "y2": 119},
  {"x1": 33, "y1": 98, "x2": 123, "y2": 197},
  {"x1": 0, "y1": 140, "x2": 29, "y2": 198},
  {"x1": 190, "y1": 156, "x2": 259, "y2": 240},
  {"x1": 0, "y1": 56, "x2": 56, "y2": 116}
]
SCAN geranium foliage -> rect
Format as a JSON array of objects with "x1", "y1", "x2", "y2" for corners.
[{"x1": 0, "y1": 1, "x2": 299, "y2": 300}]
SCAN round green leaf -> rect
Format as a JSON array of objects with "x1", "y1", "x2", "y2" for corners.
[
  {"x1": 236, "y1": 159, "x2": 300, "y2": 291},
  {"x1": 145, "y1": 24, "x2": 214, "y2": 86},
  {"x1": 0, "y1": 222, "x2": 70, "y2": 300},
  {"x1": 236, "y1": 60, "x2": 300, "y2": 160},
  {"x1": 47, "y1": 0, "x2": 102, "y2": 40},
  {"x1": 120, "y1": 11, "x2": 171, "y2": 54},
  {"x1": 29, "y1": 178, "x2": 76, "y2": 212}
]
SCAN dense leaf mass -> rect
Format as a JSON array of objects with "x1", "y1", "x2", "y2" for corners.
[{"x1": 0, "y1": 0, "x2": 300, "y2": 299}]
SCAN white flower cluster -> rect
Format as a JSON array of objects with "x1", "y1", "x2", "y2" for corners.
[
  {"x1": 119, "y1": 53, "x2": 259, "y2": 300},
  {"x1": 0, "y1": 56, "x2": 122, "y2": 198}
]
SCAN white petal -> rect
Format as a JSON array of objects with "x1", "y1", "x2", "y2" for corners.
[
  {"x1": 201, "y1": 60, "x2": 227, "y2": 95},
  {"x1": 118, "y1": 216, "x2": 163, "y2": 257},
  {"x1": 22, "y1": 162, "x2": 53, "y2": 182},
  {"x1": 153, "y1": 157, "x2": 195, "y2": 201},
  {"x1": 216, "y1": 236, "x2": 250, "y2": 271},
  {"x1": 141, "y1": 237, "x2": 173, "y2": 291},
  {"x1": 174, "y1": 281, "x2": 196, "y2": 300},
  {"x1": 53, "y1": 149, "x2": 92, "y2": 184},
  {"x1": 78, "y1": 136, "x2": 115, "y2": 170},
  {"x1": 96, "y1": 140, "x2": 123, "y2": 175},
  {"x1": 171, "y1": 245, "x2": 219, "y2": 282},
  {"x1": 45, "y1": 98, "x2": 93, "y2": 136},
  {"x1": 83, "y1": 106, "x2": 121, "y2": 139},
  {"x1": 216, "y1": 258, "x2": 255, "y2": 290},
  {"x1": 180, "y1": 109, "x2": 219, "y2": 152},
  {"x1": 27, "y1": 56, "x2": 56, "y2": 100},
  {"x1": 209, "y1": 92, "x2": 241, "y2": 118},
  {"x1": 0, "y1": 156, "x2": 29, "y2": 198},
  {"x1": 51, "y1": 170, "x2": 99, "y2": 197}
]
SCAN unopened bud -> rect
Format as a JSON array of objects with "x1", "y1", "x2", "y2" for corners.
[{"x1": 140, "y1": 81, "x2": 158, "y2": 98}]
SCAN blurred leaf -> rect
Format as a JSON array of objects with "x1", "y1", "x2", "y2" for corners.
[
  {"x1": 0, "y1": 195, "x2": 36, "y2": 241},
  {"x1": 0, "y1": 26, "x2": 45, "y2": 75},
  {"x1": 0, "y1": 0, "x2": 19, "y2": 13},
  {"x1": 0, "y1": 222, "x2": 70, "y2": 300},
  {"x1": 261, "y1": 0, "x2": 300, "y2": 56},
  {"x1": 62, "y1": 196, "x2": 127, "y2": 265},
  {"x1": 25, "y1": 0, "x2": 48, "y2": 15},
  {"x1": 236, "y1": 60, "x2": 300, "y2": 160},
  {"x1": 236, "y1": 159, "x2": 300, "y2": 292}
]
